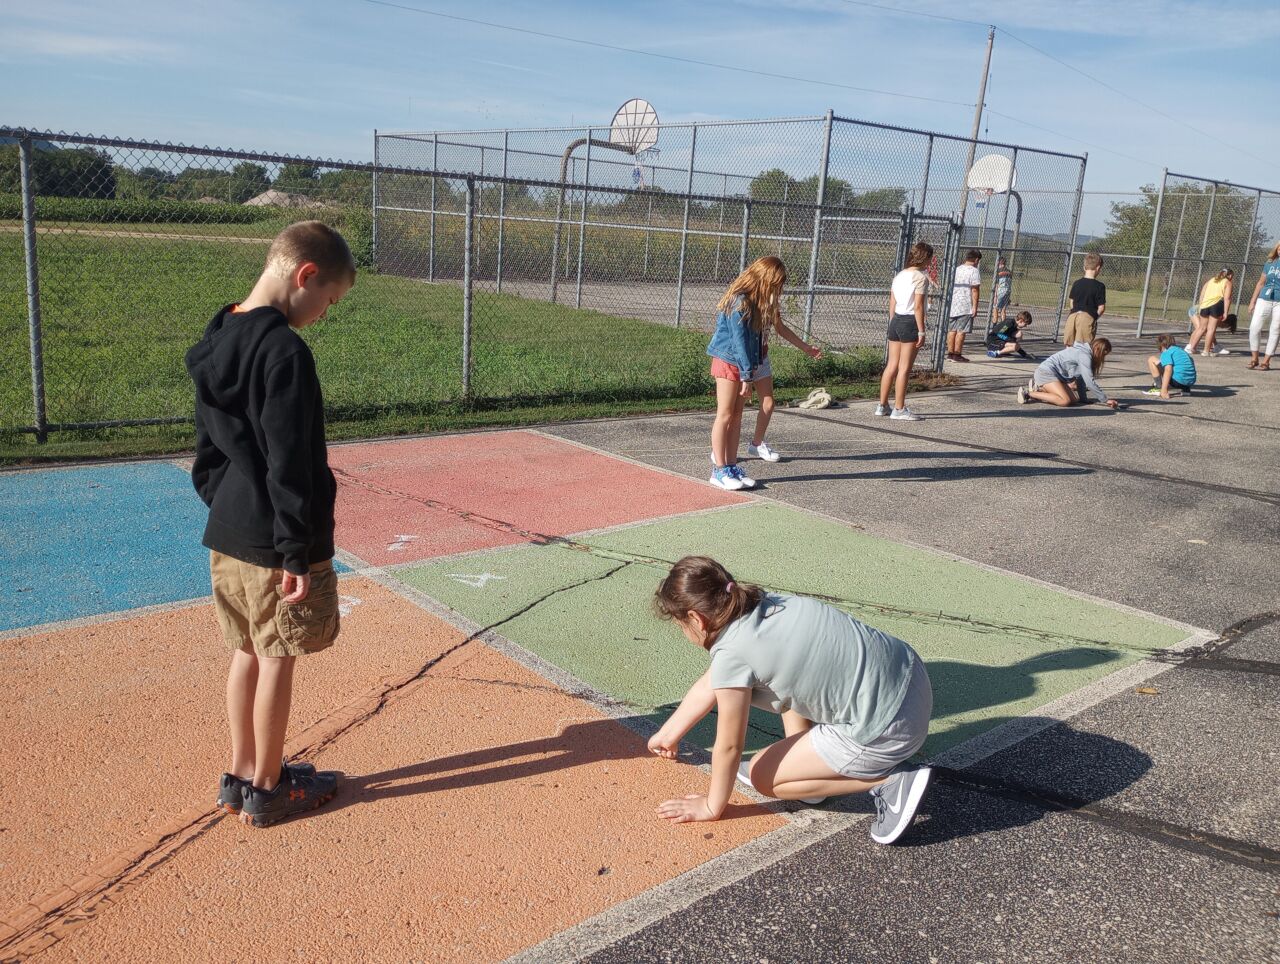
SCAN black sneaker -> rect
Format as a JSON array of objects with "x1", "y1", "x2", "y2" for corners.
[
  {"x1": 241, "y1": 769, "x2": 339, "y2": 828},
  {"x1": 217, "y1": 759, "x2": 317, "y2": 814}
]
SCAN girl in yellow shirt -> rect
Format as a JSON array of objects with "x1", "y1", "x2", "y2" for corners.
[{"x1": 1188, "y1": 268, "x2": 1234, "y2": 356}]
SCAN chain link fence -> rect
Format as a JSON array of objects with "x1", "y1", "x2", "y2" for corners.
[
  {"x1": 377, "y1": 112, "x2": 1087, "y2": 344},
  {"x1": 3, "y1": 119, "x2": 1084, "y2": 443},
  {"x1": 1134, "y1": 172, "x2": 1279, "y2": 333}
]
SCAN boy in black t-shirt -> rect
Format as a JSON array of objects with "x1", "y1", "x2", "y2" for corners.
[
  {"x1": 986, "y1": 310, "x2": 1034, "y2": 358},
  {"x1": 185, "y1": 221, "x2": 355, "y2": 828},
  {"x1": 1064, "y1": 252, "x2": 1106, "y2": 346}
]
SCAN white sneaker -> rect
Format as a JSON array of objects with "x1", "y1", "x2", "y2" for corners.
[
  {"x1": 1016, "y1": 386, "x2": 1030, "y2": 404},
  {"x1": 890, "y1": 407, "x2": 922, "y2": 421},
  {"x1": 1200, "y1": 350, "x2": 1210, "y2": 357},
  {"x1": 732, "y1": 464, "x2": 757, "y2": 489},
  {"x1": 872, "y1": 403, "x2": 890, "y2": 417},
  {"x1": 736, "y1": 761, "x2": 824, "y2": 805},
  {"x1": 1215, "y1": 347, "x2": 1231, "y2": 355},
  {"x1": 748, "y1": 442, "x2": 781, "y2": 462},
  {"x1": 709, "y1": 466, "x2": 744, "y2": 491}
]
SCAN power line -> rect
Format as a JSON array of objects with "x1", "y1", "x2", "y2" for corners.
[
  {"x1": 993, "y1": 26, "x2": 1280, "y2": 174},
  {"x1": 982, "y1": 108, "x2": 1164, "y2": 169},
  {"x1": 831, "y1": 0, "x2": 1278, "y2": 174},
  {"x1": 361, "y1": 0, "x2": 974, "y2": 108}
]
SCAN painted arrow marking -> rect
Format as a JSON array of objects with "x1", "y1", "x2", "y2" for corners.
[{"x1": 387, "y1": 534, "x2": 419, "y2": 552}]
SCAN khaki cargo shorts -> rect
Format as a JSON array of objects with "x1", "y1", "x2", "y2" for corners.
[
  {"x1": 1062, "y1": 311, "x2": 1097, "y2": 345},
  {"x1": 210, "y1": 551, "x2": 341, "y2": 658}
]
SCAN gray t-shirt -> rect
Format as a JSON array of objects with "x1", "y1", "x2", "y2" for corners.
[{"x1": 708, "y1": 594, "x2": 916, "y2": 745}]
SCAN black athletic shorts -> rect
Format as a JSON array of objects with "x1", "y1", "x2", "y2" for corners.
[
  {"x1": 887, "y1": 314, "x2": 922, "y2": 343},
  {"x1": 1199, "y1": 299, "x2": 1224, "y2": 319}
]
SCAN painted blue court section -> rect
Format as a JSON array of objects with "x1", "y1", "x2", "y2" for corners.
[{"x1": 0, "y1": 462, "x2": 213, "y2": 632}]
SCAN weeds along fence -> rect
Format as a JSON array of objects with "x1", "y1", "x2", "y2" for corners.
[
  {"x1": 376, "y1": 112, "x2": 1087, "y2": 342},
  {"x1": 1, "y1": 120, "x2": 1083, "y2": 443}
]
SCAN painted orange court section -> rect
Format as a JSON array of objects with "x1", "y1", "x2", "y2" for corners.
[
  {"x1": 329, "y1": 430, "x2": 743, "y2": 566},
  {"x1": 28, "y1": 634, "x2": 781, "y2": 962},
  {"x1": 0, "y1": 574, "x2": 781, "y2": 961}
]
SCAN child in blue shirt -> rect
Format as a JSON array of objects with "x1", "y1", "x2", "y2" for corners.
[{"x1": 1143, "y1": 333, "x2": 1197, "y2": 398}]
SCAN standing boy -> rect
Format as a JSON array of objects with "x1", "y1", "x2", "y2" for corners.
[
  {"x1": 991, "y1": 256, "x2": 1012, "y2": 326},
  {"x1": 186, "y1": 220, "x2": 355, "y2": 827},
  {"x1": 1064, "y1": 252, "x2": 1106, "y2": 346},
  {"x1": 947, "y1": 249, "x2": 982, "y2": 362}
]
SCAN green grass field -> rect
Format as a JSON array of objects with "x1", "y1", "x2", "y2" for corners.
[{"x1": 0, "y1": 231, "x2": 881, "y2": 462}]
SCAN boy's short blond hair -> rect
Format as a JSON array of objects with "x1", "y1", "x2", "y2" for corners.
[
  {"x1": 265, "y1": 220, "x2": 357, "y2": 285},
  {"x1": 1083, "y1": 252, "x2": 1104, "y2": 271}
]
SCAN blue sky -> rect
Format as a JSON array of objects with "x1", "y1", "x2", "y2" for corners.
[{"x1": 2, "y1": 0, "x2": 1276, "y2": 233}]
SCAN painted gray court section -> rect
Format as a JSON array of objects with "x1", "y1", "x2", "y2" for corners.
[{"x1": 530, "y1": 335, "x2": 1279, "y2": 963}]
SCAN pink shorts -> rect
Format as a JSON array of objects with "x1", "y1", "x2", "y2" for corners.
[{"x1": 710, "y1": 357, "x2": 772, "y2": 382}]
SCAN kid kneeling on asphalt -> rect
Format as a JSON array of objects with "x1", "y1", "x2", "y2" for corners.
[
  {"x1": 647, "y1": 556, "x2": 935, "y2": 845},
  {"x1": 186, "y1": 220, "x2": 355, "y2": 827},
  {"x1": 986, "y1": 310, "x2": 1034, "y2": 359},
  {"x1": 1143, "y1": 333, "x2": 1197, "y2": 399}
]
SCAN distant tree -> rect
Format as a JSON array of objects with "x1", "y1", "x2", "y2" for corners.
[
  {"x1": 273, "y1": 163, "x2": 321, "y2": 195},
  {"x1": 115, "y1": 165, "x2": 176, "y2": 200},
  {"x1": 228, "y1": 162, "x2": 271, "y2": 202},
  {"x1": 0, "y1": 145, "x2": 116, "y2": 198},
  {"x1": 1090, "y1": 183, "x2": 1271, "y2": 263},
  {"x1": 316, "y1": 169, "x2": 372, "y2": 205}
]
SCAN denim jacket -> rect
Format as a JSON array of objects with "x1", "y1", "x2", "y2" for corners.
[{"x1": 707, "y1": 295, "x2": 763, "y2": 379}]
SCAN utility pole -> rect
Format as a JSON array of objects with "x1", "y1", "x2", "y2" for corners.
[{"x1": 964, "y1": 26, "x2": 996, "y2": 181}]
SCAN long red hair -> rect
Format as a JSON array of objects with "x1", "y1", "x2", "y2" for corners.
[{"x1": 716, "y1": 256, "x2": 786, "y2": 333}]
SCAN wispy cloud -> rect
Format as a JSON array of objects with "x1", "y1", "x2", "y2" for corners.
[
  {"x1": 472, "y1": 59, "x2": 558, "y2": 78},
  {"x1": 0, "y1": 28, "x2": 180, "y2": 63}
]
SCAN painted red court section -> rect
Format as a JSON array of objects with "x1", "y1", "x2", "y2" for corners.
[{"x1": 329, "y1": 431, "x2": 743, "y2": 566}]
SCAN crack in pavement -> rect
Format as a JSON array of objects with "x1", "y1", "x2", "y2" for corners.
[
  {"x1": 0, "y1": 559, "x2": 635, "y2": 961},
  {"x1": 935, "y1": 767, "x2": 1280, "y2": 877}
]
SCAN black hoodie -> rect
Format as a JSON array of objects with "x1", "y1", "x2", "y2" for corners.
[{"x1": 185, "y1": 305, "x2": 336, "y2": 575}]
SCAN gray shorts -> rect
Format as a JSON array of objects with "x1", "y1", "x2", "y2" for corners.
[
  {"x1": 948, "y1": 314, "x2": 975, "y2": 333},
  {"x1": 752, "y1": 356, "x2": 773, "y2": 381},
  {"x1": 809, "y1": 657, "x2": 933, "y2": 779}
]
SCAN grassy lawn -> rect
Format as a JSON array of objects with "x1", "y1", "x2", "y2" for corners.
[{"x1": 0, "y1": 230, "x2": 882, "y2": 463}]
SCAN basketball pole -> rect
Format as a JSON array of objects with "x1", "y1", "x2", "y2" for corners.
[{"x1": 964, "y1": 26, "x2": 996, "y2": 195}]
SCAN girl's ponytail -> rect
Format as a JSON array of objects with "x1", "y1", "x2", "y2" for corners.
[{"x1": 654, "y1": 556, "x2": 764, "y2": 647}]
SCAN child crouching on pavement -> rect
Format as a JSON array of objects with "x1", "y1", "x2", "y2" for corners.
[{"x1": 646, "y1": 556, "x2": 935, "y2": 845}]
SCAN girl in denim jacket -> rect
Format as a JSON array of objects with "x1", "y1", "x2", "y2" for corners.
[{"x1": 706, "y1": 257, "x2": 821, "y2": 490}]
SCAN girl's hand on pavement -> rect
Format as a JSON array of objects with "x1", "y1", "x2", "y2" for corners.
[
  {"x1": 656, "y1": 794, "x2": 717, "y2": 823},
  {"x1": 647, "y1": 731, "x2": 680, "y2": 760}
]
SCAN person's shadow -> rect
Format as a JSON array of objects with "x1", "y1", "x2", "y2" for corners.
[{"x1": 320, "y1": 714, "x2": 771, "y2": 823}]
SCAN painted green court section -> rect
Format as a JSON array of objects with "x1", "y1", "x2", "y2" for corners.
[{"x1": 395, "y1": 503, "x2": 1190, "y2": 755}]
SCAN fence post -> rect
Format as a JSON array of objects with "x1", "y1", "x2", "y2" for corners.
[
  {"x1": 642, "y1": 183, "x2": 654, "y2": 279},
  {"x1": 1136, "y1": 169, "x2": 1167, "y2": 336},
  {"x1": 931, "y1": 220, "x2": 959, "y2": 372},
  {"x1": 1191, "y1": 180, "x2": 1218, "y2": 324},
  {"x1": 19, "y1": 135, "x2": 48, "y2": 443},
  {"x1": 496, "y1": 131, "x2": 508, "y2": 293},
  {"x1": 739, "y1": 200, "x2": 751, "y2": 272},
  {"x1": 1053, "y1": 153, "x2": 1088, "y2": 341},
  {"x1": 713, "y1": 174, "x2": 727, "y2": 280},
  {"x1": 371, "y1": 129, "x2": 379, "y2": 271},
  {"x1": 429, "y1": 133, "x2": 438, "y2": 282},
  {"x1": 674, "y1": 124, "x2": 697, "y2": 328},
  {"x1": 919, "y1": 134, "x2": 933, "y2": 215},
  {"x1": 462, "y1": 177, "x2": 475, "y2": 400},
  {"x1": 574, "y1": 130, "x2": 592, "y2": 309},
  {"x1": 1234, "y1": 189, "x2": 1263, "y2": 318},
  {"x1": 778, "y1": 180, "x2": 788, "y2": 257},
  {"x1": 803, "y1": 110, "x2": 834, "y2": 339},
  {"x1": 1160, "y1": 192, "x2": 1188, "y2": 321},
  {"x1": 995, "y1": 147, "x2": 1016, "y2": 260}
]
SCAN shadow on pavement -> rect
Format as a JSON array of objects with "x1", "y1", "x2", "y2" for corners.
[{"x1": 905, "y1": 720, "x2": 1154, "y2": 847}]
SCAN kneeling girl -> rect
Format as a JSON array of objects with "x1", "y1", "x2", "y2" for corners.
[{"x1": 648, "y1": 556, "x2": 934, "y2": 845}]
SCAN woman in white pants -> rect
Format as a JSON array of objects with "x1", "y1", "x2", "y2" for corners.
[{"x1": 1247, "y1": 244, "x2": 1280, "y2": 370}]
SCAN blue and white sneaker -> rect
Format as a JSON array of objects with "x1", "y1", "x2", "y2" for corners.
[
  {"x1": 710, "y1": 465, "x2": 744, "y2": 491},
  {"x1": 730, "y1": 464, "x2": 757, "y2": 489}
]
